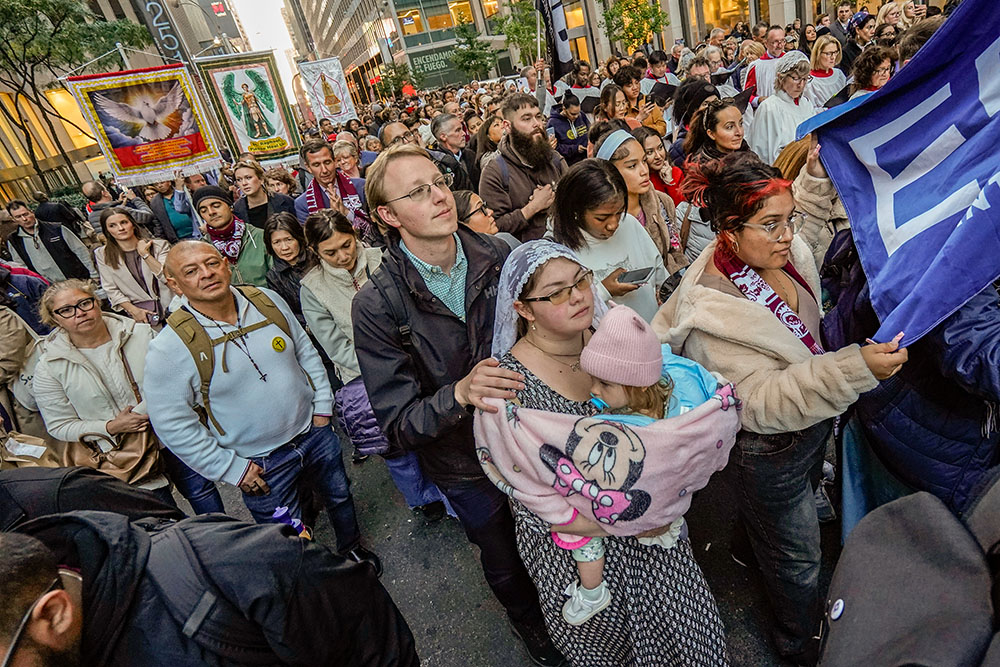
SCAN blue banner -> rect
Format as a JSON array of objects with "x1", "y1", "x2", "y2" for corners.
[{"x1": 797, "y1": 0, "x2": 1000, "y2": 345}]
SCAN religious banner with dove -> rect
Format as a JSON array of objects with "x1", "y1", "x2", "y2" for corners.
[
  {"x1": 195, "y1": 51, "x2": 301, "y2": 163},
  {"x1": 66, "y1": 63, "x2": 222, "y2": 186}
]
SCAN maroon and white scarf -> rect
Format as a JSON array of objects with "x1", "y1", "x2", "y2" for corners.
[
  {"x1": 206, "y1": 216, "x2": 246, "y2": 264},
  {"x1": 714, "y1": 248, "x2": 824, "y2": 355},
  {"x1": 305, "y1": 170, "x2": 375, "y2": 243}
]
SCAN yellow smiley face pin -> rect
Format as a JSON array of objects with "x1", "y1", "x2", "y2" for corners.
[{"x1": 272, "y1": 336, "x2": 286, "y2": 352}]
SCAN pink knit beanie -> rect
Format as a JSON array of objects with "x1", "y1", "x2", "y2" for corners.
[{"x1": 580, "y1": 305, "x2": 662, "y2": 386}]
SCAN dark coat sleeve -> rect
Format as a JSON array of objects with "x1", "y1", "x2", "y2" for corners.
[
  {"x1": 189, "y1": 520, "x2": 419, "y2": 667},
  {"x1": 352, "y1": 287, "x2": 471, "y2": 449},
  {"x1": 271, "y1": 193, "x2": 297, "y2": 215},
  {"x1": 149, "y1": 195, "x2": 180, "y2": 244},
  {"x1": 923, "y1": 285, "x2": 1000, "y2": 403}
]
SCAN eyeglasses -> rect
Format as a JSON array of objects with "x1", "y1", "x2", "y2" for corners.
[
  {"x1": 820, "y1": 49, "x2": 841, "y2": 56},
  {"x1": 386, "y1": 130, "x2": 417, "y2": 147},
  {"x1": 1, "y1": 578, "x2": 61, "y2": 667},
  {"x1": 741, "y1": 211, "x2": 807, "y2": 241},
  {"x1": 52, "y1": 296, "x2": 98, "y2": 319},
  {"x1": 522, "y1": 271, "x2": 594, "y2": 305},
  {"x1": 786, "y1": 74, "x2": 814, "y2": 83},
  {"x1": 462, "y1": 201, "x2": 489, "y2": 221},
  {"x1": 874, "y1": 66, "x2": 892, "y2": 75},
  {"x1": 384, "y1": 172, "x2": 454, "y2": 205}
]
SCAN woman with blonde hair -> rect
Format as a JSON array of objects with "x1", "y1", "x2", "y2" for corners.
[
  {"x1": 95, "y1": 207, "x2": 173, "y2": 327},
  {"x1": 803, "y1": 35, "x2": 847, "y2": 108},
  {"x1": 736, "y1": 40, "x2": 766, "y2": 90},
  {"x1": 32, "y1": 279, "x2": 225, "y2": 513},
  {"x1": 876, "y1": 1, "x2": 903, "y2": 28},
  {"x1": 232, "y1": 159, "x2": 296, "y2": 228}
]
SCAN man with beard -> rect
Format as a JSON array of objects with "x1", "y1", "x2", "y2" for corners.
[
  {"x1": 0, "y1": 517, "x2": 418, "y2": 666},
  {"x1": 478, "y1": 93, "x2": 566, "y2": 241}
]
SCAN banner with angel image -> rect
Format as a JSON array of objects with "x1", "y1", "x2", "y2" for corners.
[
  {"x1": 65, "y1": 63, "x2": 223, "y2": 186},
  {"x1": 195, "y1": 51, "x2": 301, "y2": 162}
]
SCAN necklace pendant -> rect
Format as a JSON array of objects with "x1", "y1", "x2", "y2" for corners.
[
  {"x1": 259, "y1": 372, "x2": 267, "y2": 382},
  {"x1": 571, "y1": 362, "x2": 581, "y2": 372}
]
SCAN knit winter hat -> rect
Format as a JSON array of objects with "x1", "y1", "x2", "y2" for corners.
[
  {"x1": 580, "y1": 305, "x2": 662, "y2": 387},
  {"x1": 191, "y1": 185, "x2": 233, "y2": 211}
]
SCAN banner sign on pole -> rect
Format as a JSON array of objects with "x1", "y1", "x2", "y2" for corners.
[
  {"x1": 298, "y1": 57, "x2": 358, "y2": 125},
  {"x1": 797, "y1": 0, "x2": 1000, "y2": 345},
  {"x1": 65, "y1": 63, "x2": 222, "y2": 186},
  {"x1": 195, "y1": 51, "x2": 301, "y2": 163}
]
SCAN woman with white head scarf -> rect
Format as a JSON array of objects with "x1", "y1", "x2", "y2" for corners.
[{"x1": 484, "y1": 238, "x2": 729, "y2": 666}]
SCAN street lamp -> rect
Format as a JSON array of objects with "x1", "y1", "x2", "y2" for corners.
[{"x1": 192, "y1": 35, "x2": 224, "y2": 57}]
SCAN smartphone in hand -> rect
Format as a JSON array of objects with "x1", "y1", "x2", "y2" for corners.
[{"x1": 618, "y1": 267, "x2": 655, "y2": 284}]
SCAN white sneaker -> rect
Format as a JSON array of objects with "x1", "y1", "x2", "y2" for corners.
[{"x1": 561, "y1": 581, "x2": 611, "y2": 625}]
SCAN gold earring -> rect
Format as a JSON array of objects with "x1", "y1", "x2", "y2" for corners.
[{"x1": 732, "y1": 238, "x2": 740, "y2": 254}]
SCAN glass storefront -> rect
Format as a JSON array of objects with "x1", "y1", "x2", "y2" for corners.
[
  {"x1": 685, "y1": 0, "x2": 750, "y2": 40},
  {"x1": 397, "y1": 8, "x2": 425, "y2": 35}
]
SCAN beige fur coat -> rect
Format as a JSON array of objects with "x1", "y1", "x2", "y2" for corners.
[{"x1": 651, "y1": 236, "x2": 878, "y2": 435}]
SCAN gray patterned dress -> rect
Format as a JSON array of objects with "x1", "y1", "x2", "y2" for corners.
[{"x1": 500, "y1": 353, "x2": 729, "y2": 667}]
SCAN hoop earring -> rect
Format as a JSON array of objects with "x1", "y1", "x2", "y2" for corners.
[{"x1": 732, "y1": 238, "x2": 740, "y2": 254}]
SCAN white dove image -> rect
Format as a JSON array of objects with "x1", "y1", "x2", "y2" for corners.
[{"x1": 92, "y1": 82, "x2": 184, "y2": 142}]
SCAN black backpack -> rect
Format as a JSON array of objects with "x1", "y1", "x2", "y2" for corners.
[
  {"x1": 819, "y1": 468, "x2": 1000, "y2": 666},
  {"x1": 818, "y1": 227, "x2": 880, "y2": 353}
]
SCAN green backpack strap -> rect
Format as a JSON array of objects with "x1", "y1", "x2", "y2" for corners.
[
  {"x1": 235, "y1": 285, "x2": 315, "y2": 391},
  {"x1": 235, "y1": 285, "x2": 291, "y2": 338},
  {"x1": 165, "y1": 308, "x2": 227, "y2": 437}
]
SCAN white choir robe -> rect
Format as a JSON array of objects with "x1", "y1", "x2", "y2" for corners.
[
  {"x1": 747, "y1": 90, "x2": 817, "y2": 165},
  {"x1": 803, "y1": 68, "x2": 848, "y2": 109}
]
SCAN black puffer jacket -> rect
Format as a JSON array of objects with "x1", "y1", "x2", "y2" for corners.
[
  {"x1": 352, "y1": 226, "x2": 510, "y2": 484},
  {"x1": 14, "y1": 511, "x2": 419, "y2": 666}
]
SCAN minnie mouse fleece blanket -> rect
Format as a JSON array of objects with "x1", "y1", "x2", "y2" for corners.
[{"x1": 473, "y1": 385, "x2": 741, "y2": 536}]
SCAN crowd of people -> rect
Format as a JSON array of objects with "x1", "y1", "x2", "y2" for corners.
[{"x1": 0, "y1": 1, "x2": 985, "y2": 665}]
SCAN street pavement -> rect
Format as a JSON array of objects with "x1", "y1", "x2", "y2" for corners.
[{"x1": 189, "y1": 432, "x2": 841, "y2": 667}]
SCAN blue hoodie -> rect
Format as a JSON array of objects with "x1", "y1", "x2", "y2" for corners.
[{"x1": 547, "y1": 107, "x2": 590, "y2": 165}]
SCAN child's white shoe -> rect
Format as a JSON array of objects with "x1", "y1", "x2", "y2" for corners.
[{"x1": 561, "y1": 581, "x2": 611, "y2": 625}]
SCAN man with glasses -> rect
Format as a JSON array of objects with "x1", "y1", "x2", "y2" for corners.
[
  {"x1": 0, "y1": 518, "x2": 417, "y2": 666},
  {"x1": 4, "y1": 200, "x2": 96, "y2": 284},
  {"x1": 353, "y1": 144, "x2": 566, "y2": 667},
  {"x1": 745, "y1": 25, "x2": 788, "y2": 104},
  {"x1": 380, "y1": 120, "x2": 472, "y2": 192}
]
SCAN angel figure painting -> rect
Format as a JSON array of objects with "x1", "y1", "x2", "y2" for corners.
[
  {"x1": 89, "y1": 80, "x2": 194, "y2": 148},
  {"x1": 223, "y1": 70, "x2": 276, "y2": 140}
]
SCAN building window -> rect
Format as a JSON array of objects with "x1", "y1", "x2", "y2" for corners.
[
  {"x1": 687, "y1": 0, "x2": 749, "y2": 42},
  {"x1": 423, "y1": 0, "x2": 456, "y2": 30},
  {"x1": 564, "y1": 0, "x2": 585, "y2": 29},
  {"x1": 397, "y1": 8, "x2": 425, "y2": 33},
  {"x1": 482, "y1": 0, "x2": 498, "y2": 17},
  {"x1": 45, "y1": 90, "x2": 96, "y2": 150},
  {"x1": 756, "y1": 0, "x2": 770, "y2": 24},
  {"x1": 449, "y1": 0, "x2": 473, "y2": 24},
  {"x1": 569, "y1": 35, "x2": 588, "y2": 63}
]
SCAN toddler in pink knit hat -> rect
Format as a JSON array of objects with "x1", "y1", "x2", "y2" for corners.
[{"x1": 554, "y1": 305, "x2": 676, "y2": 626}]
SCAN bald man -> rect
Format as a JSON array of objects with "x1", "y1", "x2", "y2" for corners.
[{"x1": 144, "y1": 241, "x2": 381, "y2": 574}]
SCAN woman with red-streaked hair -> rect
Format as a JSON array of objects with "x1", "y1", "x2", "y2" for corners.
[{"x1": 651, "y1": 150, "x2": 907, "y2": 665}]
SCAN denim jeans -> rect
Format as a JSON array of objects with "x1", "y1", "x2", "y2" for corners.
[
  {"x1": 384, "y1": 451, "x2": 452, "y2": 511},
  {"x1": 242, "y1": 423, "x2": 362, "y2": 553},
  {"x1": 733, "y1": 419, "x2": 832, "y2": 661},
  {"x1": 160, "y1": 448, "x2": 225, "y2": 515},
  {"x1": 436, "y1": 476, "x2": 546, "y2": 628}
]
